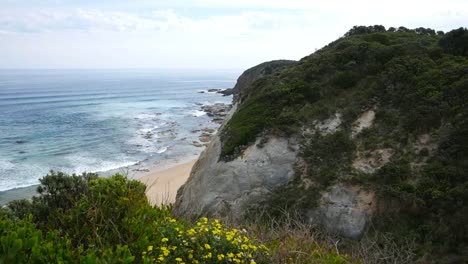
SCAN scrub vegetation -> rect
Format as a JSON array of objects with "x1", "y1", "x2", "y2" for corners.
[
  {"x1": 221, "y1": 26, "x2": 468, "y2": 262},
  {"x1": 0, "y1": 172, "x2": 355, "y2": 263}
]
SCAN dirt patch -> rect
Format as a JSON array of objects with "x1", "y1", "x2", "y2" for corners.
[
  {"x1": 353, "y1": 148, "x2": 395, "y2": 173},
  {"x1": 352, "y1": 107, "x2": 376, "y2": 137}
]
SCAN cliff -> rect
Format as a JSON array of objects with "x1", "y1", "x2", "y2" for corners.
[{"x1": 175, "y1": 26, "x2": 468, "y2": 260}]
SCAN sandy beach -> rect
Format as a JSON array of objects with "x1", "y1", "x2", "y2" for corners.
[
  {"x1": 137, "y1": 159, "x2": 196, "y2": 206},
  {"x1": 0, "y1": 158, "x2": 198, "y2": 207}
]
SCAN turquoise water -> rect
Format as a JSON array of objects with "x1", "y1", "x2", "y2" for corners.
[{"x1": 0, "y1": 69, "x2": 237, "y2": 191}]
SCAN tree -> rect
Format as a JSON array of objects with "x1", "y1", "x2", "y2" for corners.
[{"x1": 439, "y1": 27, "x2": 468, "y2": 56}]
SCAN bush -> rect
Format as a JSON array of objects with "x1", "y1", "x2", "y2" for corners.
[
  {"x1": 143, "y1": 217, "x2": 268, "y2": 263},
  {"x1": 1, "y1": 172, "x2": 270, "y2": 263}
]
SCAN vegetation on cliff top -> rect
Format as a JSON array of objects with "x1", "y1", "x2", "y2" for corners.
[{"x1": 221, "y1": 26, "x2": 468, "y2": 261}]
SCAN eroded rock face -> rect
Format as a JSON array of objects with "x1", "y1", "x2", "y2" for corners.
[
  {"x1": 351, "y1": 107, "x2": 376, "y2": 137},
  {"x1": 353, "y1": 148, "x2": 395, "y2": 173},
  {"x1": 306, "y1": 185, "x2": 376, "y2": 239},
  {"x1": 174, "y1": 135, "x2": 298, "y2": 219},
  {"x1": 314, "y1": 113, "x2": 342, "y2": 135}
]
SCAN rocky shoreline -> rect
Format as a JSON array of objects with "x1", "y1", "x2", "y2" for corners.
[
  {"x1": 191, "y1": 102, "x2": 232, "y2": 148},
  {"x1": 197, "y1": 88, "x2": 234, "y2": 96}
]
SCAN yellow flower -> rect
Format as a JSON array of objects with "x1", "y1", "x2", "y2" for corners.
[
  {"x1": 251, "y1": 260, "x2": 257, "y2": 264},
  {"x1": 204, "y1": 244, "x2": 211, "y2": 250},
  {"x1": 241, "y1": 244, "x2": 249, "y2": 250},
  {"x1": 147, "y1": 245, "x2": 153, "y2": 251},
  {"x1": 160, "y1": 247, "x2": 170, "y2": 256},
  {"x1": 158, "y1": 256, "x2": 164, "y2": 261},
  {"x1": 227, "y1": 252, "x2": 235, "y2": 258},
  {"x1": 175, "y1": 257, "x2": 183, "y2": 262},
  {"x1": 161, "y1": 238, "x2": 169, "y2": 242},
  {"x1": 188, "y1": 228, "x2": 197, "y2": 235},
  {"x1": 217, "y1": 254, "x2": 225, "y2": 261}
]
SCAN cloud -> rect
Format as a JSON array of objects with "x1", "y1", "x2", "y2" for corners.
[
  {"x1": 0, "y1": 8, "x2": 319, "y2": 38},
  {"x1": 0, "y1": 1, "x2": 467, "y2": 68}
]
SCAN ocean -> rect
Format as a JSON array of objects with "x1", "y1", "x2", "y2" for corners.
[{"x1": 0, "y1": 69, "x2": 237, "y2": 196}]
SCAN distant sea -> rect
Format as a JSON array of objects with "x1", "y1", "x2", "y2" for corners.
[{"x1": 0, "y1": 69, "x2": 237, "y2": 194}]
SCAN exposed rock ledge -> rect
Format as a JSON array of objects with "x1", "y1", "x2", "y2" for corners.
[
  {"x1": 174, "y1": 133, "x2": 298, "y2": 219},
  {"x1": 306, "y1": 184, "x2": 376, "y2": 239}
]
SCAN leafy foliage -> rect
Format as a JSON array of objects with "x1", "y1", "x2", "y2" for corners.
[
  {"x1": 439, "y1": 27, "x2": 468, "y2": 56},
  {"x1": 0, "y1": 172, "x2": 270, "y2": 263}
]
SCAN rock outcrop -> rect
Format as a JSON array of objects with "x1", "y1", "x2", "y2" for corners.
[
  {"x1": 306, "y1": 185, "x2": 376, "y2": 239},
  {"x1": 175, "y1": 61, "x2": 376, "y2": 238},
  {"x1": 174, "y1": 134, "x2": 298, "y2": 218},
  {"x1": 201, "y1": 103, "x2": 231, "y2": 124}
]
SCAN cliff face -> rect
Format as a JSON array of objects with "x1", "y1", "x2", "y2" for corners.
[
  {"x1": 174, "y1": 135, "x2": 298, "y2": 219},
  {"x1": 175, "y1": 27, "x2": 468, "y2": 257},
  {"x1": 174, "y1": 60, "x2": 298, "y2": 219}
]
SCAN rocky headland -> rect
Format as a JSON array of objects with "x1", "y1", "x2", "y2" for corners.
[{"x1": 174, "y1": 26, "x2": 468, "y2": 261}]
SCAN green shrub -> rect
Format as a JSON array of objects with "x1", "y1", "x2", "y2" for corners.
[{"x1": 1, "y1": 172, "x2": 270, "y2": 263}]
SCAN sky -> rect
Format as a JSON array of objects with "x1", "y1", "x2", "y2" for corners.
[{"x1": 0, "y1": 0, "x2": 467, "y2": 69}]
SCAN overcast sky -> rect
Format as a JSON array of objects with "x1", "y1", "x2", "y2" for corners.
[{"x1": 0, "y1": 0, "x2": 467, "y2": 69}]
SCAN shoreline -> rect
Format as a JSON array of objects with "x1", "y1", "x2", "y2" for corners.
[
  {"x1": 138, "y1": 159, "x2": 197, "y2": 206},
  {"x1": 0, "y1": 156, "x2": 199, "y2": 207}
]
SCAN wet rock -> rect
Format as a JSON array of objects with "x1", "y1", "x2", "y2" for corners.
[
  {"x1": 207, "y1": 88, "x2": 222, "y2": 93},
  {"x1": 212, "y1": 118, "x2": 224, "y2": 124},
  {"x1": 199, "y1": 132, "x2": 212, "y2": 143},
  {"x1": 201, "y1": 103, "x2": 231, "y2": 118},
  {"x1": 217, "y1": 88, "x2": 234, "y2": 96},
  {"x1": 192, "y1": 141, "x2": 204, "y2": 148},
  {"x1": 201, "y1": 128, "x2": 215, "y2": 133},
  {"x1": 143, "y1": 132, "x2": 153, "y2": 139}
]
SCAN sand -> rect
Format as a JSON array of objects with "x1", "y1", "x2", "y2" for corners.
[{"x1": 138, "y1": 159, "x2": 196, "y2": 206}]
